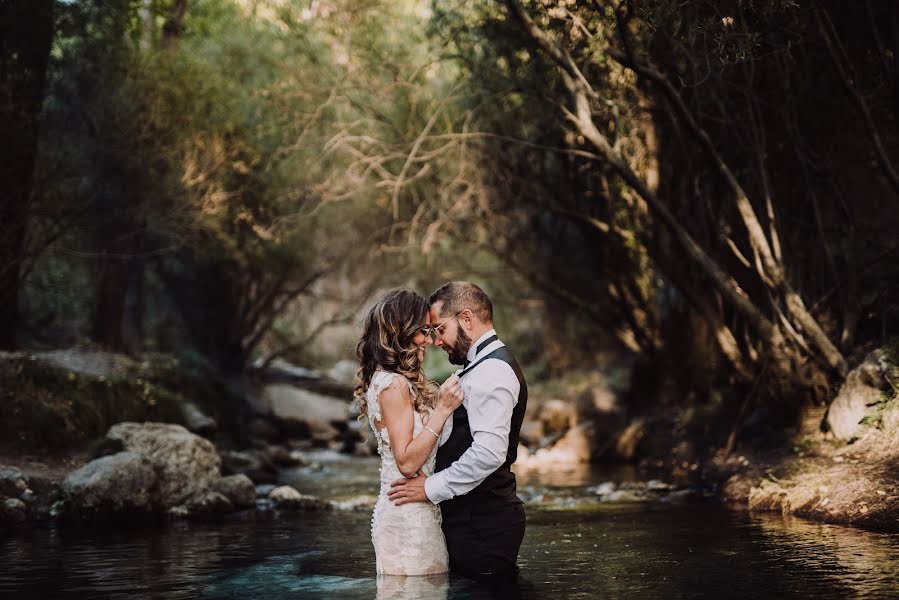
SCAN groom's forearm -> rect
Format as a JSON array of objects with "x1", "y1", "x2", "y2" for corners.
[{"x1": 424, "y1": 430, "x2": 507, "y2": 504}]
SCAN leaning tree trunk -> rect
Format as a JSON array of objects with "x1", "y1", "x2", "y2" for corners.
[
  {"x1": 503, "y1": 0, "x2": 848, "y2": 386},
  {"x1": 0, "y1": 0, "x2": 54, "y2": 349}
]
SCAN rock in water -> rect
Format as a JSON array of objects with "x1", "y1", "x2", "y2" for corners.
[
  {"x1": 268, "y1": 485, "x2": 331, "y2": 511},
  {"x1": 589, "y1": 481, "x2": 617, "y2": 496},
  {"x1": 106, "y1": 422, "x2": 221, "y2": 506},
  {"x1": 1, "y1": 498, "x2": 27, "y2": 523},
  {"x1": 184, "y1": 491, "x2": 233, "y2": 516},
  {"x1": 61, "y1": 452, "x2": 158, "y2": 514},
  {"x1": 213, "y1": 474, "x2": 257, "y2": 508},
  {"x1": 0, "y1": 466, "x2": 28, "y2": 498}
]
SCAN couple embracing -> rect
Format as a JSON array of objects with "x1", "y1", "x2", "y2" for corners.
[{"x1": 354, "y1": 281, "x2": 528, "y2": 582}]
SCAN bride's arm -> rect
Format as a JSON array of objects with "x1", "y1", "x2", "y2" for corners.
[{"x1": 378, "y1": 376, "x2": 462, "y2": 478}]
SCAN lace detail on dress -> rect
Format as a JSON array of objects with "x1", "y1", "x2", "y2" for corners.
[
  {"x1": 365, "y1": 369, "x2": 448, "y2": 576},
  {"x1": 366, "y1": 370, "x2": 411, "y2": 454}
]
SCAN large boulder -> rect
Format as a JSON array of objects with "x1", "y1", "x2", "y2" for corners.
[
  {"x1": 264, "y1": 384, "x2": 348, "y2": 425},
  {"x1": 826, "y1": 350, "x2": 892, "y2": 440},
  {"x1": 61, "y1": 451, "x2": 158, "y2": 514},
  {"x1": 258, "y1": 384, "x2": 348, "y2": 443},
  {"x1": 106, "y1": 422, "x2": 221, "y2": 506}
]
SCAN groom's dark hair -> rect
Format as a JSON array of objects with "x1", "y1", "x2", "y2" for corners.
[{"x1": 429, "y1": 281, "x2": 493, "y2": 324}]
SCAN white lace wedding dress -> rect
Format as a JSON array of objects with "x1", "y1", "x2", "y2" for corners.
[{"x1": 366, "y1": 369, "x2": 449, "y2": 576}]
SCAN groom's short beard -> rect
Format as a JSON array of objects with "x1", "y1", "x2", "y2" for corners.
[{"x1": 447, "y1": 327, "x2": 472, "y2": 365}]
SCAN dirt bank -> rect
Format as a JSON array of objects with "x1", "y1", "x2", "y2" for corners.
[{"x1": 718, "y1": 401, "x2": 899, "y2": 532}]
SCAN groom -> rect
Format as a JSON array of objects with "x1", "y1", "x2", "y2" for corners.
[{"x1": 388, "y1": 281, "x2": 528, "y2": 579}]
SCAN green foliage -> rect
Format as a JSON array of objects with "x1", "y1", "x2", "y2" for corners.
[
  {"x1": 0, "y1": 349, "x2": 247, "y2": 450},
  {"x1": 0, "y1": 355, "x2": 182, "y2": 450},
  {"x1": 15, "y1": 0, "x2": 898, "y2": 459},
  {"x1": 30, "y1": 0, "x2": 402, "y2": 368}
]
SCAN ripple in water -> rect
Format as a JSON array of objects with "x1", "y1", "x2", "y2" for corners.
[{"x1": 3, "y1": 461, "x2": 899, "y2": 599}]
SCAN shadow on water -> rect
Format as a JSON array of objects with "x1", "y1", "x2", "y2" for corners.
[{"x1": 3, "y1": 459, "x2": 899, "y2": 599}]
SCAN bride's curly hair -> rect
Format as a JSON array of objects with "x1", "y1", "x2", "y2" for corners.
[{"x1": 354, "y1": 289, "x2": 437, "y2": 419}]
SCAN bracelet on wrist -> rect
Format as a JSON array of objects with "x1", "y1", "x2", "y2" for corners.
[{"x1": 423, "y1": 425, "x2": 440, "y2": 439}]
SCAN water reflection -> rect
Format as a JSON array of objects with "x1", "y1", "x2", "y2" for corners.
[
  {"x1": 376, "y1": 573, "x2": 448, "y2": 600},
  {"x1": 201, "y1": 553, "x2": 371, "y2": 599},
  {"x1": 751, "y1": 513, "x2": 899, "y2": 597},
  {"x1": 3, "y1": 465, "x2": 899, "y2": 599}
]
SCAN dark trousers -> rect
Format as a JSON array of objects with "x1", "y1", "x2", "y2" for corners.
[{"x1": 442, "y1": 501, "x2": 526, "y2": 579}]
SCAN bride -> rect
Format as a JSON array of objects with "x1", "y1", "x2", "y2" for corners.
[{"x1": 354, "y1": 289, "x2": 464, "y2": 576}]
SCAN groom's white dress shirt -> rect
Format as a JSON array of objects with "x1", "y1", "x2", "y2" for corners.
[{"x1": 424, "y1": 329, "x2": 520, "y2": 505}]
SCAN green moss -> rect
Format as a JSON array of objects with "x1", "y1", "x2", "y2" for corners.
[{"x1": 0, "y1": 353, "x2": 198, "y2": 450}]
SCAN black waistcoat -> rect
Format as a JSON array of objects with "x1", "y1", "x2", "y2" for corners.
[{"x1": 434, "y1": 341, "x2": 528, "y2": 515}]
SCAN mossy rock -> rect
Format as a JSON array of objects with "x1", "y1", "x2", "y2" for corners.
[{"x1": 0, "y1": 352, "x2": 193, "y2": 450}]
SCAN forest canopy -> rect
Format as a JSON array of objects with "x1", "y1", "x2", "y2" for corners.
[{"x1": 3, "y1": 0, "x2": 898, "y2": 414}]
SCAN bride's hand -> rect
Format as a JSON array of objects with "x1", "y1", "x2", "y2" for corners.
[{"x1": 436, "y1": 374, "x2": 463, "y2": 414}]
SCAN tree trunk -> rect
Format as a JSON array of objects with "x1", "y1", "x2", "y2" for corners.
[
  {"x1": 162, "y1": 0, "x2": 187, "y2": 47},
  {"x1": 504, "y1": 0, "x2": 847, "y2": 383},
  {"x1": 121, "y1": 239, "x2": 146, "y2": 354},
  {"x1": 92, "y1": 230, "x2": 142, "y2": 352},
  {"x1": 0, "y1": 0, "x2": 54, "y2": 349}
]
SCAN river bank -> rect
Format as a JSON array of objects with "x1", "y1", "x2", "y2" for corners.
[
  {"x1": 6, "y1": 475, "x2": 899, "y2": 599},
  {"x1": 715, "y1": 350, "x2": 899, "y2": 531},
  {"x1": 2, "y1": 346, "x2": 898, "y2": 532},
  {"x1": 515, "y1": 347, "x2": 899, "y2": 533},
  {"x1": 718, "y1": 407, "x2": 899, "y2": 530}
]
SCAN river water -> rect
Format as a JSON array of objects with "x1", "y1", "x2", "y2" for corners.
[{"x1": 3, "y1": 453, "x2": 898, "y2": 599}]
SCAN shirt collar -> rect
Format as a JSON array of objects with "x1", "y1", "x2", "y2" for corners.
[{"x1": 467, "y1": 328, "x2": 497, "y2": 364}]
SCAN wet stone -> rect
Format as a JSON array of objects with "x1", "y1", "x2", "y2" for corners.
[{"x1": 1, "y1": 498, "x2": 27, "y2": 523}]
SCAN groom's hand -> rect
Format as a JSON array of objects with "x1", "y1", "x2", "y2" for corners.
[{"x1": 388, "y1": 473, "x2": 429, "y2": 505}]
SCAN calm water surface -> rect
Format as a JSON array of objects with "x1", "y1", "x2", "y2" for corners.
[{"x1": 2, "y1": 454, "x2": 898, "y2": 599}]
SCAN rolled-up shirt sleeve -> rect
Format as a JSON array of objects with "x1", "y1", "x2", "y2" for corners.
[{"x1": 424, "y1": 359, "x2": 520, "y2": 504}]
